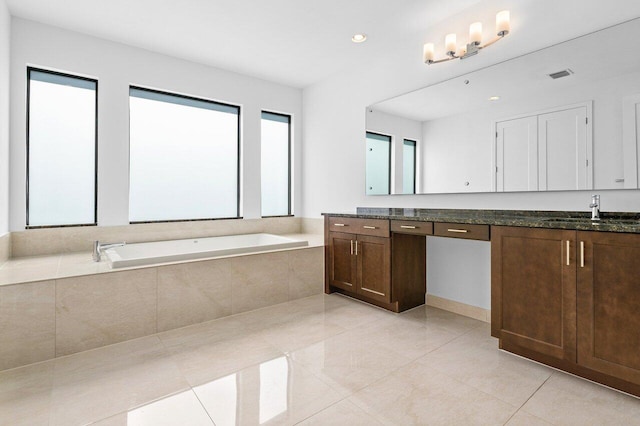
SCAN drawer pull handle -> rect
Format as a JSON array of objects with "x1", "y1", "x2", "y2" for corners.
[
  {"x1": 333, "y1": 223, "x2": 346, "y2": 227},
  {"x1": 580, "y1": 241, "x2": 585, "y2": 268},
  {"x1": 355, "y1": 240, "x2": 358, "y2": 255},
  {"x1": 447, "y1": 228, "x2": 469, "y2": 233},
  {"x1": 566, "y1": 240, "x2": 570, "y2": 266},
  {"x1": 400, "y1": 225, "x2": 417, "y2": 229},
  {"x1": 350, "y1": 240, "x2": 354, "y2": 255},
  {"x1": 363, "y1": 226, "x2": 377, "y2": 230}
]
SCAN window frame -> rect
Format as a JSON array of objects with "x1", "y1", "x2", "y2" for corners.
[
  {"x1": 128, "y1": 85, "x2": 242, "y2": 224},
  {"x1": 26, "y1": 66, "x2": 99, "y2": 229},
  {"x1": 260, "y1": 110, "x2": 292, "y2": 218},
  {"x1": 365, "y1": 131, "x2": 392, "y2": 195},
  {"x1": 403, "y1": 138, "x2": 417, "y2": 194}
]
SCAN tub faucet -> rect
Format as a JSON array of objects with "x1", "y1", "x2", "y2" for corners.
[
  {"x1": 93, "y1": 241, "x2": 126, "y2": 262},
  {"x1": 590, "y1": 194, "x2": 601, "y2": 221}
]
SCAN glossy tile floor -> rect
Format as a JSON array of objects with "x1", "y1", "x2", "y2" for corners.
[{"x1": 2, "y1": 294, "x2": 640, "y2": 425}]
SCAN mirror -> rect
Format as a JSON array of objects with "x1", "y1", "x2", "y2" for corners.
[{"x1": 366, "y1": 18, "x2": 640, "y2": 195}]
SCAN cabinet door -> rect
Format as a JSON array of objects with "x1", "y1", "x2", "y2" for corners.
[
  {"x1": 329, "y1": 232, "x2": 356, "y2": 291},
  {"x1": 491, "y1": 226, "x2": 576, "y2": 361},
  {"x1": 356, "y1": 235, "x2": 391, "y2": 303},
  {"x1": 577, "y1": 231, "x2": 640, "y2": 384}
]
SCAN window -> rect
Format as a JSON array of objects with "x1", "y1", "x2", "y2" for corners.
[
  {"x1": 129, "y1": 87, "x2": 240, "y2": 222},
  {"x1": 403, "y1": 139, "x2": 417, "y2": 194},
  {"x1": 27, "y1": 68, "x2": 97, "y2": 227},
  {"x1": 365, "y1": 132, "x2": 391, "y2": 195},
  {"x1": 261, "y1": 112, "x2": 291, "y2": 217}
]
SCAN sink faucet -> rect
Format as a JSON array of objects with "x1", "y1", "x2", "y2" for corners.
[
  {"x1": 93, "y1": 241, "x2": 126, "y2": 262},
  {"x1": 590, "y1": 194, "x2": 601, "y2": 221}
]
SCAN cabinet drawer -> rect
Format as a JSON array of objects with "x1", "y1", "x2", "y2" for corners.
[
  {"x1": 433, "y1": 222, "x2": 490, "y2": 241},
  {"x1": 328, "y1": 217, "x2": 389, "y2": 237},
  {"x1": 391, "y1": 220, "x2": 433, "y2": 236}
]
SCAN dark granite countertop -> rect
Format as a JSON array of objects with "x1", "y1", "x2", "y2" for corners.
[{"x1": 322, "y1": 208, "x2": 640, "y2": 234}]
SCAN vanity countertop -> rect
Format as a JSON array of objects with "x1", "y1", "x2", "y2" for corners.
[{"x1": 323, "y1": 208, "x2": 640, "y2": 234}]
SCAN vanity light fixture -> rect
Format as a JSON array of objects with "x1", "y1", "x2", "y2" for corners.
[
  {"x1": 352, "y1": 33, "x2": 367, "y2": 43},
  {"x1": 423, "y1": 10, "x2": 510, "y2": 65}
]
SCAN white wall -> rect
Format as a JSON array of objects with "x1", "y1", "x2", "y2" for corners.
[
  {"x1": 302, "y1": 6, "x2": 640, "y2": 309},
  {"x1": 9, "y1": 18, "x2": 302, "y2": 231},
  {"x1": 0, "y1": 0, "x2": 10, "y2": 236}
]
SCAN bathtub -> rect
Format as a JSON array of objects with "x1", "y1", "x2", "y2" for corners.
[{"x1": 104, "y1": 233, "x2": 308, "y2": 268}]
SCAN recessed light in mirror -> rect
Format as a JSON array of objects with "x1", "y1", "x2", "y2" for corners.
[
  {"x1": 488, "y1": 96, "x2": 501, "y2": 101},
  {"x1": 352, "y1": 34, "x2": 367, "y2": 43}
]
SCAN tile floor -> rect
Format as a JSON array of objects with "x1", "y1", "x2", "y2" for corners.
[{"x1": 1, "y1": 293, "x2": 640, "y2": 425}]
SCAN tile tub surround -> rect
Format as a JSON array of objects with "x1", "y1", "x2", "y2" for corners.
[
  {"x1": 324, "y1": 208, "x2": 640, "y2": 233},
  {"x1": 0, "y1": 243, "x2": 324, "y2": 371},
  {"x1": 11, "y1": 216, "x2": 302, "y2": 257},
  {"x1": 2, "y1": 294, "x2": 639, "y2": 426},
  {"x1": 0, "y1": 232, "x2": 9, "y2": 264}
]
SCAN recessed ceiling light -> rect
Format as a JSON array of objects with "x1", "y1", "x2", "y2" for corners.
[
  {"x1": 488, "y1": 96, "x2": 501, "y2": 101},
  {"x1": 352, "y1": 34, "x2": 367, "y2": 43}
]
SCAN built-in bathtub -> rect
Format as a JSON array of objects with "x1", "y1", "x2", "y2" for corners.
[{"x1": 105, "y1": 233, "x2": 308, "y2": 268}]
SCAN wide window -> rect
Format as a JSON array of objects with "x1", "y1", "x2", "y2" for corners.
[
  {"x1": 261, "y1": 112, "x2": 291, "y2": 217},
  {"x1": 129, "y1": 87, "x2": 240, "y2": 222},
  {"x1": 365, "y1": 132, "x2": 391, "y2": 195},
  {"x1": 27, "y1": 68, "x2": 97, "y2": 227},
  {"x1": 403, "y1": 139, "x2": 417, "y2": 194}
]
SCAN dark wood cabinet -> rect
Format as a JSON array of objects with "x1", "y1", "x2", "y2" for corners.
[
  {"x1": 491, "y1": 226, "x2": 576, "y2": 362},
  {"x1": 577, "y1": 231, "x2": 640, "y2": 385},
  {"x1": 492, "y1": 226, "x2": 640, "y2": 396},
  {"x1": 325, "y1": 216, "x2": 427, "y2": 312}
]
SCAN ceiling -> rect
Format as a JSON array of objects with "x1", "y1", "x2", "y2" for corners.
[{"x1": 5, "y1": 0, "x2": 640, "y2": 89}]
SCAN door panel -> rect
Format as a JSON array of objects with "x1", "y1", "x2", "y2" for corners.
[
  {"x1": 329, "y1": 232, "x2": 356, "y2": 291},
  {"x1": 356, "y1": 235, "x2": 391, "y2": 303},
  {"x1": 496, "y1": 116, "x2": 538, "y2": 192},
  {"x1": 492, "y1": 226, "x2": 576, "y2": 361},
  {"x1": 577, "y1": 231, "x2": 640, "y2": 385}
]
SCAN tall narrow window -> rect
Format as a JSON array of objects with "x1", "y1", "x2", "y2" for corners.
[
  {"x1": 261, "y1": 112, "x2": 291, "y2": 217},
  {"x1": 129, "y1": 87, "x2": 240, "y2": 222},
  {"x1": 365, "y1": 132, "x2": 391, "y2": 195},
  {"x1": 403, "y1": 139, "x2": 417, "y2": 194},
  {"x1": 27, "y1": 68, "x2": 97, "y2": 227}
]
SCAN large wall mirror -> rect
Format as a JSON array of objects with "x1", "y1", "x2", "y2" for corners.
[{"x1": 366, "y1": 18, "x2": 640, "y2": 195}]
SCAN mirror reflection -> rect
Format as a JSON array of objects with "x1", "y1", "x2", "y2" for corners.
[{"x1": 366, "y1": 18, "x2": 640, "y2": 195}]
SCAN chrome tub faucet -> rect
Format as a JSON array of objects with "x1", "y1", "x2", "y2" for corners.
[
  {"x1": 590, "y1": 194, "x2": 600, "y2": 221},
  {"x1": 93, "y1": 240, "x2": 126, "y2": 262}
]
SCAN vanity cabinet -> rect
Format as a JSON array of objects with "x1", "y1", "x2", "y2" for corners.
[
  {"x1": 325, "y1": 216, "x2": 427, "y2": 312},
  {"x1": 492, "y1": 226, "x2": 640, "y2": 395}
]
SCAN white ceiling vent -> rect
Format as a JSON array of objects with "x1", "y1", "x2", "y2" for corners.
[{"x1": 548, "y1": 69, "x2": 574, "y2": 79}]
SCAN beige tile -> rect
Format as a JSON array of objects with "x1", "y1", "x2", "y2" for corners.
[
  {"x1": 396, "y1": 304, "x2": 485, "y2": 334},
  {"x1": 300, "y1": 217, "x2": 324, "y2": 235},
  {"x1": 0, "y1": 254, "x2": 60, "y2": 286},
  {"x1": 418, "y1": 323, "x2": 552, "y2": 407},
  {"x1": 194, "y1": 356, "x2": 344, "y2": 426},
  {"x1": 0, "y1": 280, "x2": 56, "y2": 370},
  {"x1": 157, "y1": 259, "x2": 232, "y2": 332},
  {"x1": 297, "y1": 399, "x2": 384, "y2": 426},
  {"x1": 49, "y1": 336, "x2": 189, "y2": 425},
  {"x1": 288, "y1": 247, "x2": 324, "y2": 300},
  {"x1": 0, "y1": 232, "x2": 11, "y2": 263},
  {"x1": 230, "y1": 252, "x2": 289, "y2": 314},
  {"x1": 160, "y1": 320, "x2": 282, "y2": 387},
  {"x1": 505, "y1": 411, "x2": 553, "y2": 425},
  {"x1": 522, "y1": 372, "x2": 640, "y2": 426},
  {"x1": 349, "y1": 362, "x2": 517, "y2": 426},
  {"x1": 55, "y1": 269, "x2": 157, "y2": 356},
  {"x1": 91, "y1": 390, "x2": 214, "y2": 426},
  {"x1": 257, "y1": 314, "x2": 346, "y2": 353},
  {"x1": 0, "y1": 361, "x2": 54, "y2": 426},
  {"x1": 427, "y1": 293, "x2": 490, "y2": 322},
  {"x1": 290, "y1": 327, "x2": 414, "y2": 393}
]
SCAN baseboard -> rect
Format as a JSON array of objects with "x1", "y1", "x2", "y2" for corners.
[{"x1": 426, "y1": 294, "x2": 491, "y2": 323}]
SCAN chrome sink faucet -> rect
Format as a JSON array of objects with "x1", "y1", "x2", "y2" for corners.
[
  {"x1": 590, "y1": 194, "x2": 601, "y2": 221},
  {"x1": 93, "y1": 240, "x2": 126, "y2": 262}
]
